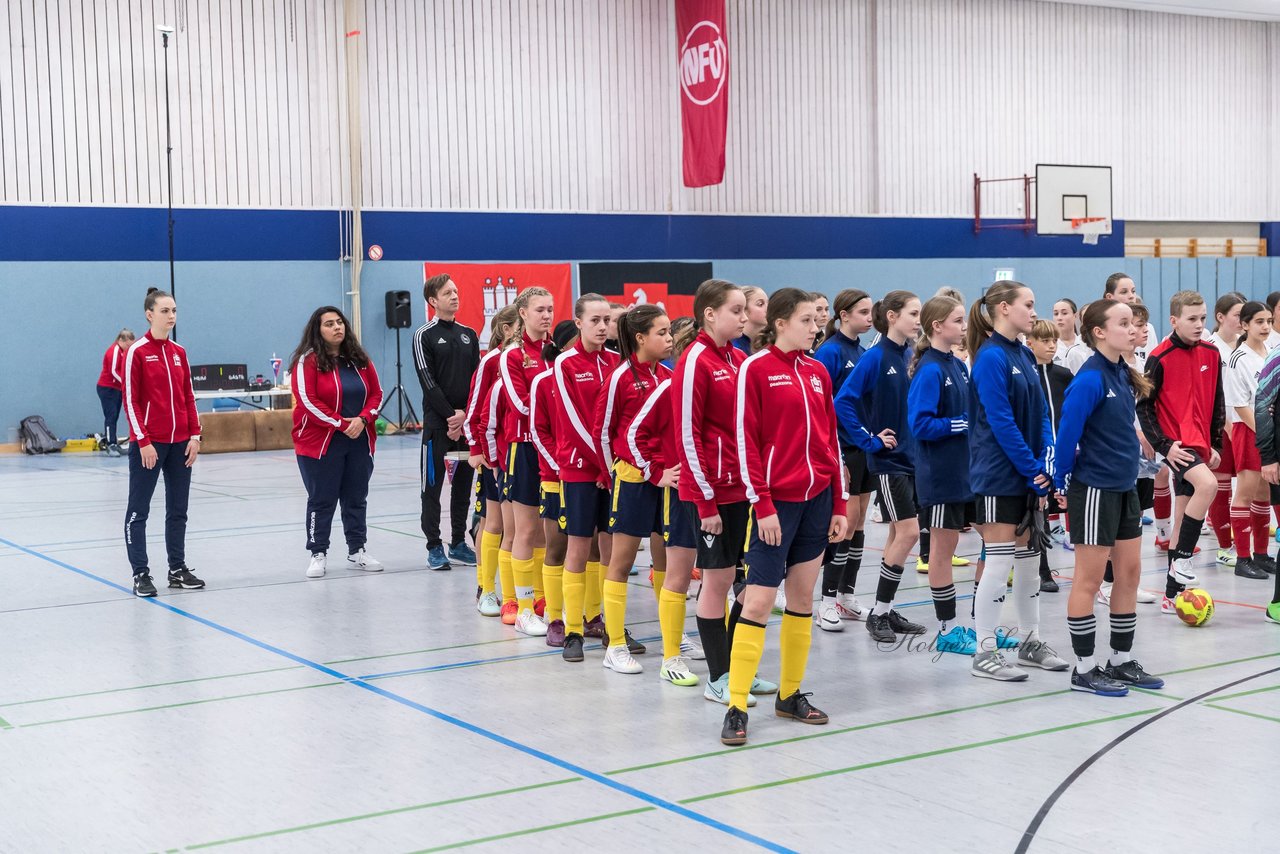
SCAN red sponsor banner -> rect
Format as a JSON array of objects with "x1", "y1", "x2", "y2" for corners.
[
  {"x1": 676, "y1": 0, "x2": 729, "y2": 187},
  {"x1": 423, "y1": 263, "x2": 573, "y2": 350}
]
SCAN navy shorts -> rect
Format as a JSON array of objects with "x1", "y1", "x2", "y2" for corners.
[
  {"x1": 502, "y1": 442, "x2": 540, "y2": 507},
  {"x1": 474, "y1": 467, "x2": 501, "y2": 517},
  {"x1": 539, "y1": 481, "x2": 562, "y2": 522},
  {"x1": 663, "y1": 488, "x2": 697, "y2": 550},
  {"x1": 609, "y1": 469, "x2": 664, "y2": 538},
  {"x1": 561, "y1": 480, "x2": 610, "y2": 538},
  {"x1": 743, "y1": 487, "x2": 833, "y2": 589}
]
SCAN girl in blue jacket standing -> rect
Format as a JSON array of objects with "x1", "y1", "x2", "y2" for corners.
[
  {"x1": 967, "y1": 281, "x2": 1069, "y2": 682},
  {"x1": 907, "y1": 294, "x2": 976, "y2": 656},
  {"x1": 1055, "y1": 300, "x2": 1166, "y2": 696},
  {"x1": 834, "y1": 290, "x2": 927, "y2": 644},
  {"x1": 813, "y1": 289, "x2": 874, "y2": 628}
]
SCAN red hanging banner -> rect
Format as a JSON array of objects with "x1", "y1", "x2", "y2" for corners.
[{"x1": 676, "y1": 0, "x2": 729, "y2": 188}]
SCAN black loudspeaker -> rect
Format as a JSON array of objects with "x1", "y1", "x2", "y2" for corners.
[{"x1": 385, "y1": 290, "x2": 412, "y2": 329}]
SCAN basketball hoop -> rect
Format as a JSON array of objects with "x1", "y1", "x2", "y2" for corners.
[{"x1": 1072, "y1": 216, "x2": 1109, "y2": 245}]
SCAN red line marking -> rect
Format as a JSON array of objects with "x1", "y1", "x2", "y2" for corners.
[{"x1": 1212, "y1": 599, "x2": 1266, "y2": 611}]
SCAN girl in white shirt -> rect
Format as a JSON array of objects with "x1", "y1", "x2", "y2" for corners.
[
  {"x1": 1224, "y1": 301, "x2": 1275, "y2": 580},
  {"x1": 1052, "y1": 298, "x2": 1089, "y2": 374}
]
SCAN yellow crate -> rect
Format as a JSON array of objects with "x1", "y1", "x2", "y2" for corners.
[{"x1": 64, "y1": 438, "x2": 100, "y2": 452}]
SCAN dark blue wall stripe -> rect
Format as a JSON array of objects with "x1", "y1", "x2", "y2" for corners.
[
  {"x1": 1262, "y1": 221, "x2": 1279, "y2": 257},
  {"x1": 0, "y1": 204, "x2": 1162, "y2": 262}
]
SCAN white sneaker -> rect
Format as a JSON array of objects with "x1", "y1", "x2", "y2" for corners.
[
  {"x1": 1136, "y1": 587, "x2": 1157, "y2": 604},
  {"x1": 871, "y1": 499, "x2": 885, "y2": 523},
  {"x1": 306, "y1": 552, "x2": 326, "y2": 578},
  {"x1": 347, "y1": 549, "x2": 383, "y2": 572},
  {"x1": 1096, "y1": 583, "x2": 1112, "y2": 607},
  {"x1": 817, "y1": 601, "x2": 844, "y2": 632},
  {"x1": 773, "y1": 588, "x2": 787, "y2": 613},
  {"x1": 702, "y1": 672, "x2": 757, "y2": 706},
  {"x1": 659, "y1": 656, "x2": 699, "y2": 686},
  {"x1": 680, "y1": 633, "x2": 706, "y2": 660},
  {"x1": 836, "y1": 594, "x2": 867, "y2": 621},
  {"x1": 476, "y1": 590, "x2": 502, "y2": 617},
  {"x1": 603, "y1": 644, "x2": 643, "y2": 674},
  {"x1": 1170, "y1": 558, "x2": 1199, "y2": 586},
  {"x1": 515, "y1": 609, "x2": 548, "y2": 637}
]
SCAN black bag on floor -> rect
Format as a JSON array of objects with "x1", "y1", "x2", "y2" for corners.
[{"x1": 19, "y1": 415, "x2": 66, "y2": 454}]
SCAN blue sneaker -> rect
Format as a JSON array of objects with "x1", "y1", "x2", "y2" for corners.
[
  {"x1": 1141, "y1": 515, "x2": 1153, "y2": 526},
  {"x1": 629, "y1": 565, "x2": 640, "y2": 576},
  {"x1": 426, "y1": 545, "x2": 451, "y2": 571},
  {"x1": 996, "y1": 628, "x2": 1021, "y2": 649},
  {"x1": 448, "y1": 541, "x2": 477, "y2": 566},
  {"x1": 936, "y1": 626, "x2": 977, "y2": 656}
]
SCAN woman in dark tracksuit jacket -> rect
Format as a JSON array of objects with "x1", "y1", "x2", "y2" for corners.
[
  {"x1": 1054, "y1": 300, "x2": 1165, "y2": 696},
  {"x1": 834, "y1": 290, "x2": 926, "y2": 644},
  {"x1": 966, "y1": 281, "x2": 1069, "y2": 683},
  {"x1": 812, "y1": 288, "x2": 873, "y2": 628},
  {"x1": 907, "y1": 295, "x2": 975, "y2": 657},
  {"x1": 291, "y1": 306, "x2": 384, "y2": 580},
  {"x1": 1252, "y1": 346, "x2": 1280, "y2": 625}
]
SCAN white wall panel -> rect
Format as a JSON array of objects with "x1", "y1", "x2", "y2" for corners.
[{"x1": 1, "y1": 0, "x2": 1276, "y2": 219}]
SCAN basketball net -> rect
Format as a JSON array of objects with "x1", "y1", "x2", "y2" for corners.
[{"x1": 1072, "y1": 217, "x2": 1108, "y2": 245}]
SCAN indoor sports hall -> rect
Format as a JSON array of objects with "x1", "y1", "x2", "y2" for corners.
[{"x1": 1, "y1": 2, "x2": 1278, "y2": 852}]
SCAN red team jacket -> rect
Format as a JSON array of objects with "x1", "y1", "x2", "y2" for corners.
[
  {"x1": 596, "y1": 358, "x2": 671, "y2": 486},
  {"x1": 673, "y1": 332, "x2": 748, "y2": 519},
  {"x1": 290, "y1": 351, "x2": 383, "y2": 459},
  {"x1": 529, "y1": 369, "x2": 560, "y2": 483},
  {"x1": 1137, "y1": 332, "x2": 1226, "y2": 460},
  {"x1": 499, "y1": 332, "x2": 548, "y2": 445},
  {"x1": 465, "y1": 349, "x2": 506, "y2": 466},
  {"x1": 98, "y1": 344, "x2": 125, "y2": 391},
  {"x1": 620, "y1": 379, "x2": 679, "y2": 486},
  {"x1": 736, "y1": 346, "x2": 847, "y2": 520},
  {"x1": 552, "y1": 344, "x2": 620, "y2": 484},
  {"x1": 124, "y1": 332, "x2": 201, "y2": 447}
]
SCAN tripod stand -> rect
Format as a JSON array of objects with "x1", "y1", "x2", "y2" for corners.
[{"x1": 383, "y1": 326, "x2": 420, "y2": 434}]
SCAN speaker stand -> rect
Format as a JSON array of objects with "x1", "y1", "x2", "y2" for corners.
[{"x1": 383, "y1": 326, "x2": 420, "y2": 434}]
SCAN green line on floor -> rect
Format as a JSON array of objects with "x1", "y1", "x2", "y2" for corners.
[
  {"x1": 1209, "y1": 682, "x2": 1280, "y2": 703},
  {"x1": 0, "y1": 714, "x2": 12, "y2": 729},
  {"x1": 680, "y1": 707, "x2": 1161, "y2": 803},
  {"x1": 184, "y1": 778, "x2": 581, "y2": 850},
  {"x1": 1203, "y1": 703, "x2": 1280, "y2": 725},
  {"x1": 368, "y1": 524, "x2": 425, "y2": 539},
  {"x1": 406, "y1": 807, "x2": 655, "y2": 853},
  {"x1": 1160, "y1": 650, "x2": 1280, "y2": 676},
  {"x1": 607, "y1": 688, "x2": 1071, "y2": 775},
  {"x1": 0, "y1": 665, "x2": 304, "y2": 708},
  {"x1": 20, "y1": 682, "x2": 339, "y2": 728}
]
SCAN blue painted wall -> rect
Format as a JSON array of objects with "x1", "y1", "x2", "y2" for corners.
[{"x1": 3, "y1": 205, "x2": 1278, "y2": 441}]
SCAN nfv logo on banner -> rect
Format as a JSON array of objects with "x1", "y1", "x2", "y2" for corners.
[
  {"x1": 680, "y1": 21, "x2": 727, "y2": 106},
  {"x1": 676, "y1": 0, "x2": 729, "y2": 187}
]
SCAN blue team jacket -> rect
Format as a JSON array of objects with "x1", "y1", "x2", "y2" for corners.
[
  {"x1": 814, "y1": 330, "x2": 866, "y2": 446},
  {"x1": 833, "y1": 336, "x2": 914, "y2": 475},
  {"x1": 968, "y1": 331, "x2": 1053, "y2": 496},
  {"x1": 908, "y1": 347, "x2": 974, "y2": 506},
  {"x1": 1053, "y1": 350, "x2": 1139, "y2": 492}
]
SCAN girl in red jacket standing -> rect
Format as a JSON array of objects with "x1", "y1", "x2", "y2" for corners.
[
  {"x1": 722, "y1": 288, "x2": 848, "y2": 746},
  {"x1": 290, "y1": 306, "x2": 384, "y2": 579},
  {"x1": 123, "y1": 289, "x2": 204, "y2": 598},
  {"x1": 97, "y1": 328, "x2": 135, "y2": 456},
  {"x1": 499, "y1": 287, "x2": 556, "y2": 636}
]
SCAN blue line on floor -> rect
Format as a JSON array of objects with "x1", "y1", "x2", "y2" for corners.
[{"x1": 0, "y1": 535, "x2": 795, "y2": 854}]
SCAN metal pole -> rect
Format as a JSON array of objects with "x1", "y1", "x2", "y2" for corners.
[{"x1": 161, "y1": 30, "x2": 177, "y2": 338}]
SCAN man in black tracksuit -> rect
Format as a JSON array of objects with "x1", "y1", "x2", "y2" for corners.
[{"x1": 413, "y1": 274, "x2": 481, "y2": 570}]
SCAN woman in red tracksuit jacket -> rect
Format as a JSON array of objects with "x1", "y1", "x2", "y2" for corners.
[
  {"x1": 498, "y1": 287, "x2": 556, "y2": 636},
  {"x1": 290, "y1": 305, "x2": 384, "y2": 580},
  {"x1": 551, "y1": 295, "x2": 618, "y2": 662},
  {"x1": 123, "y1": 289, "x2": 204, "y2": 598},
  {"x1": 594, "y1": 305, "x2": 675, "y2": 676},
  {"x1": 721, "y1": 287, "x2": 848, "y2": 748},
  {"x1": 464, "y1": 304, "x2": 519, "y2": 618},
  {"x1": 97, "y1": 328, "x2": 135, "y2": 455}
]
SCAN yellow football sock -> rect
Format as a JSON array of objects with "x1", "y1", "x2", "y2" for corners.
[
  {"x1": 651, "y1": 569, "x2": 666, "y2": 606},
  {"x1": 479, "y1": 530, "x2": 500, "y2": 595},
  {"x1": 513, "y1": 556, "x2": 536, "y2": 613},
  {"x1": 532, "y1": 547, "x2": 546, "y2": 601},
  {"x1": 778, "y1": 610, "x2": 814, "y2": 700},
  {"x1": 584, "y1": 561, "x2": 603, "y2": 619},
  {"x1": 498, "y1": 549, "x2": 515, "y2": 605},
  {"x1": 728, "y1": 620, "x2": 766, "y2": 710},
  {"x1": 658, "y1": 586, "x2": 686, "y2": 660},
  {"x1": 543, "y1": 562, "x2": 564, "y2": 624},
  {"x1": 563, "y1": 570, "x2": 586, "y2": 635},
  {"x1": 603, "y1": 579, "x2": 629, "y2": 648}
]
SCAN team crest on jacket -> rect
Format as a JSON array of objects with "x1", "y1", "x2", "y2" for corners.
[
  {"x1": 809, "y1": 374, "x2": 823, "y2": 394},
  {"x1": 461, "y1": 334, "x2": 471, "y2": 344},
  {"x1": 172, "y1": 353, "x2": 181, "y2": 366}
]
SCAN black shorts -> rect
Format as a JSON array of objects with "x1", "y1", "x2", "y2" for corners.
[
  {"x1": 875, "y1": 473, "x2": 918, "y2": 523},
  {"x1": 502, "y1": 442, "x2": 541, "y2": 507},
  {"x1": 539, "y1": 481, "x2": 561, "y2": 522},
  {"x1": 842, "y1": 444, "x2": 876, "y2": 496},
  {"x1": 685, "y1": 500, "x2": 750, "y2": 570},
  {"x1": 976, "y1": 494, "x2": 1031, "y2": 527},
  {"x1": 474, "y1": 467, "x2": 502, "y2": 517},
  {"x1": 561, "y1": 480, "x2": 610, "y2": 538},
  {"x1": 743, "y1": 488, "x2": 832, "y2": 588},
  {"x1": 920, "y1": 501, "x2": 977, "y2": 532},
  {"x1": 1067, "y1": 481, "x2": 1142, "y2": 547},
  {"x1": 1167, "y1": 448, "x2": 1209, "y2": 498}
]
